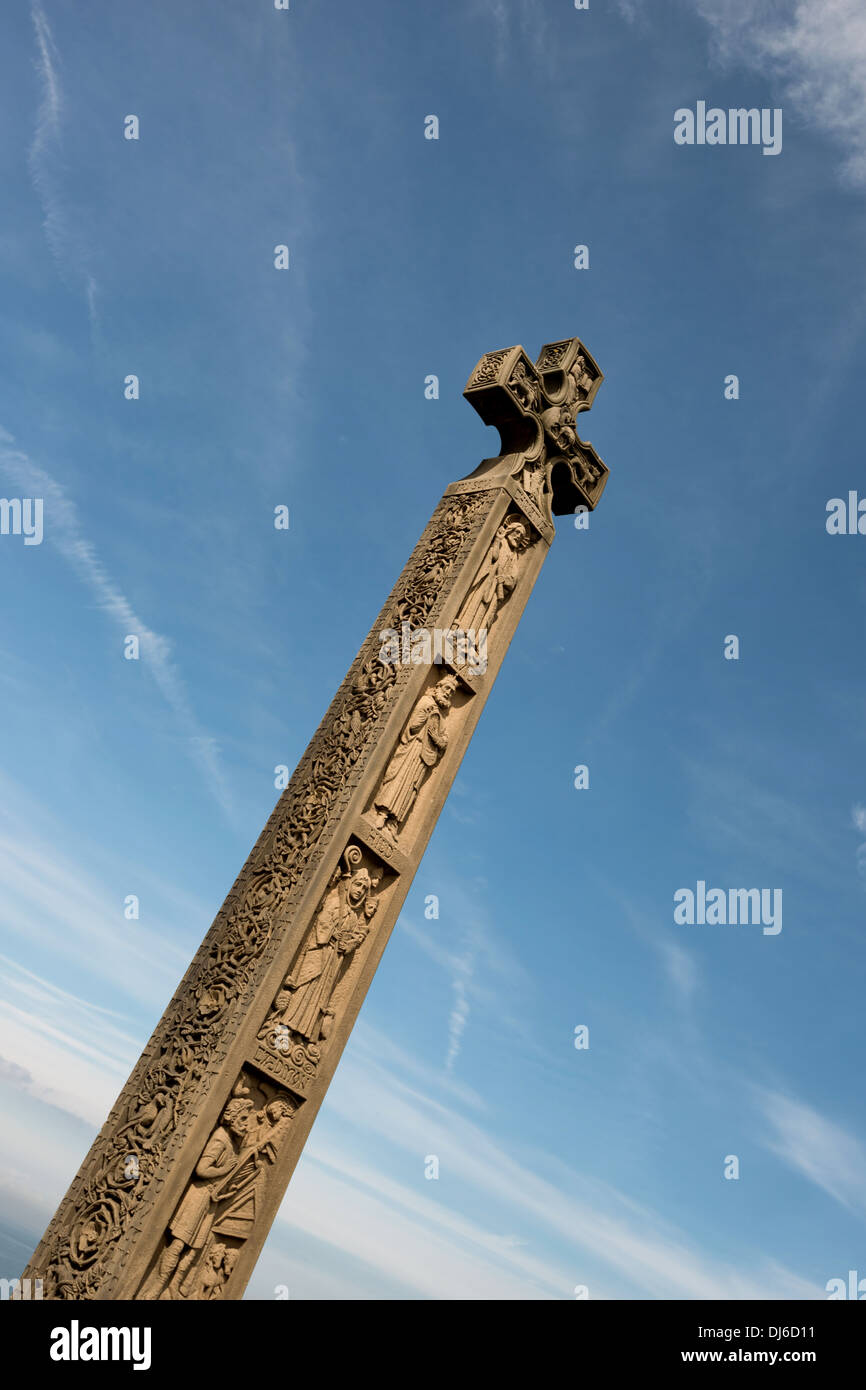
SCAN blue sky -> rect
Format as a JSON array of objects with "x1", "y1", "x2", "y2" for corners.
[{"x1": 1, "y1": 0, "x2": 865, "y2": 1299}]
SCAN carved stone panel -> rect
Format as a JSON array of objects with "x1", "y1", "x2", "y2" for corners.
[
  {"x1": 368, "y1": 675, "x2": 462, "y2": 845},
  {"x1": 252, "y1": 842, "x2": 394, "y2": 1092},
  {"x1": 138, "y1": 1069, "x2": 298, "y2": 1301},
  {"x1": 451, "y1": 513, "x2": 537, "y2": 649}
]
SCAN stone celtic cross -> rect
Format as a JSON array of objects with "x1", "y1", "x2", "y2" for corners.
[{"x1": 23, "y1": 337, "x2": 608, "y2": 1301}]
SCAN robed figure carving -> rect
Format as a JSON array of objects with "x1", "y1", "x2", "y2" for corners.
[
  {"x1": 269, "y1": 845, "x2": 381, "y2": 1046},
  {"x1": 371, "y1": 674, "x2": 459, "y2": 842},
  {"x1": 140, "y1": 1096, "x2": 251, "y2": 1300},
  {"x1": 454, "y1": 516, "x2": 533, "y2": 640},
  {"x1": 140, "y1": 1089, "x2": 294, "y2": 1301}
]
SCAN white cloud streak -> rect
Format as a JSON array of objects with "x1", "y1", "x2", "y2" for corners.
[
  {"x1": 692, "y1": 0, "x2": 866, "y2": 186},
  {"x1": 758, "y1": 1088, "x2": 866, "y2": 1217},
  {"x1": 400, "y1": 877, "x2": 536, "y2": 1074},
  {"x1": 619, "y1": 1, "x2": 866, "y2": 186},
  {"x1": 0, "y1": 998, "x2": 827, "y2": 1298},
  {"x1": 445, "y1": 967, "x2": 471, "y2": 1072},
  {"x1": 292, "y1": 1041, "x2": 821, "y2": 1299},
  {"x1": 852, "y1": 803, "x2": 866, "y2": 879},
  {"x1": 28, "y1": 0, "x2": 99, "y2": 323},
  {"x1": 0, "y1": 436, "x2": 234, "y2": 819}
]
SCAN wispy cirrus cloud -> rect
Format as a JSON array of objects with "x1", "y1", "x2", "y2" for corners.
[
  {"x1": 852, "y1": 803, "x2": 866, "y2": 879},
  {"x1": 694, "y1": 0, "x2": 866, "y2": 186},
  {"x1": 615, "y1": 0, "x2": 645, "y2": 21},
  {"x1": 471, "y1": 0, "x2": 553, "y2": 72},
  {"x1": 289, "y1": 1037, "x2": 822, "y2": 1299},
  {"x1": 757, "y1": 1088, "x2": 866, "y2": 1217},
  {"x1": 400, "y1": 915, "x2": 480, "y2": 1073},
  {"x1": 399, "y1": 868, "x2": 537, "y2": 1074},
  {"x1": 0, "y1": 434, "x2": 234, "y2": 820},
  {"x1": 618, "y1": 1, "x2": 866, "y2": 187},
  {"x1": 445, "y1": 964, "x2": 471, "y2": 1072},
  {"x1": 0, "y1": 962, "x2": 137, "y2": 1129},
  {"x1": 28, "y1": 0, "x2": 99, "y2": 324},
  {"x1": 0, "y1": 998, "x2": 826, "y2": 1298},
  {"x1": 276, "y1": 1145, "x2": 585, "y2": 1299}
]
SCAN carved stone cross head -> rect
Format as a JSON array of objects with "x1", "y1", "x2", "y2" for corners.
[{"x1": 463, "y1": 338, "x2": 608, "y2": 519}]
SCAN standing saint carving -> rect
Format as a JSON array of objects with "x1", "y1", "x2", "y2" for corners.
[
  {"x1": 371, "y1": 674, "x2": 459, "y2": 842},
  {"x1": 262, "y1": 845, "x2": 381, "y2": 1047},
  {"x1": 453, "y1": 516, "x2": 534, "y2": 643}
]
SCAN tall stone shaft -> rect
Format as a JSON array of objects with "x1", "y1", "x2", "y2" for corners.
[{"x1": 23, "y1": 338, "x2": 608, "y2": 1301}]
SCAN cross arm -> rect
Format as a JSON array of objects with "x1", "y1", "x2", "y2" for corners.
[{"x1": 463, "y1": 337, "x2": 609, "y2": 517}]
